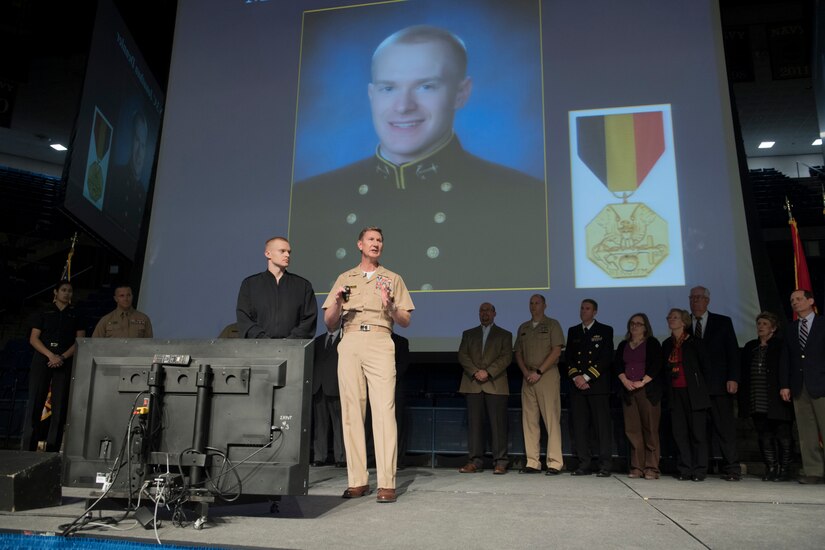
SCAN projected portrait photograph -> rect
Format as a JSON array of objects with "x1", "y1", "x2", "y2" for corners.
[
  {"x1": 289, "y1": 0, "x2": 548, "y2": 292},
  {"x1": 103, "y1": 108, "x2": 151, "y2": 239}
]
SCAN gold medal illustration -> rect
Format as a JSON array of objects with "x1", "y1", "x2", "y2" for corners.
[
  {"x1": 86, "y1": 109, "x2": 112, "y2": 203},
  {"x1": 577, "y1": 111, "x2": 669, "y2": 278}
]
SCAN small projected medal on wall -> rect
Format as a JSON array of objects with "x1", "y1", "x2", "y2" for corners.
[{"x1": 569, "y1": 105, "x2": 685, "y2": 288}]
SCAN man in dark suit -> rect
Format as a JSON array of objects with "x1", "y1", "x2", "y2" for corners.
[
  {"x1": 780, "y1": 289, "x2": 825, "y2": 484},
  {"x1": 566, "y1": 299, "x2": 614, "y2": 476},
  {"x1": 689, "y1": 285, "x2": 741, "y2": 480},
  {"x1": 311, "y1": 329, "x2": 345, "y2": 467},
  {"x1": 392, "y1": 333, "x2": 411, "y2": 468},
  {"x1": 457, "y1": 302, "x2": 513, "y2": 474}
]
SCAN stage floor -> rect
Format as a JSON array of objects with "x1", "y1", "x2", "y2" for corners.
[{"x1": 2, "y1": 465, "x2": 824, "y2": 549}]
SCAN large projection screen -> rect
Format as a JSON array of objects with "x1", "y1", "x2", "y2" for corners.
[
  {"x1": 141, "y1": 0, "x2": 759, "y2": 351},
  {"x1": 63, "y1": 0, "x2": 164, "y2": 260}
]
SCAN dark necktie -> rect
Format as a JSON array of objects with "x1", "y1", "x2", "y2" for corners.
[
  {"x1": 800, "y1": 318, "x2": 809, "y2": 349},
  {"x1": 695, "y1": 318, "x2": 703, "y2": 339},
  {"x1": 326, "y1": 334, "x2": 334, "y2": 350}
]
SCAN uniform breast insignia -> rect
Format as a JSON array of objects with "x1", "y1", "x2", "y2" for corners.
[
  {"x1": 375, "y1": 275, "x2": 392, "y2": 294},
  {"x1": 591, "y1": 334, "x2": 602, "y2": 342}
]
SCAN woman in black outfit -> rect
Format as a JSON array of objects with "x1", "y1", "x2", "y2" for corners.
[
  {"x1": 614, "y1": 313, "x2": 663, "y2": 479},
  {"x1": 739, "y1": 311, "x2": 794, "y2": 481},
  {"x1": 20, "y1": 280, "x2": 85, "y2": 452},
  {"x1": 661, "y1": 308, "x2": 711, "y2": 481}
]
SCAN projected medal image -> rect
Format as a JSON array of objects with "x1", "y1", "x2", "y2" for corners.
[
  {"x1": 570, "y1": 105, "x2": 685, "y2": 288},
  {"x1": 289, "y1": 2, "x2": 548, "y2": 293},
  {"x1": 82, "y1": 107, "x2": 113, "y2": 210}
]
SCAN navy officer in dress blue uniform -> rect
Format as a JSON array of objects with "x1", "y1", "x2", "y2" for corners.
[
  {"x1": 566, "y1": 299, "x2": 614, "y2": 476},
  {"x1": 290, "y1": 25, "x2": 547, "y2": 292}
]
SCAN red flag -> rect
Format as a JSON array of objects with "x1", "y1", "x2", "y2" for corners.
[{"x1": 790, "y1": 217, "x2": 815, "y2": 319}]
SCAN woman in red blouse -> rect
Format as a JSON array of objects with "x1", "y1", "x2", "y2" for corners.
[{"x1": 661, "y1": 308, "x2": 711, "y2": 481}]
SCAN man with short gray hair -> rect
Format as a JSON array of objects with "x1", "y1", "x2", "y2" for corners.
[{"x1": 688, "y1": 285, "x2": 740, "y2": 480}]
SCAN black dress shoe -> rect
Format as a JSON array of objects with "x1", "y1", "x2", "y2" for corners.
[
  {"x1": 798, "y1": 475, "x2": 824, "y2": 484},
  {"x1": 676, "y1": 474, "x2": 692, "y2": 481},
  {"x1": 722, "y1": 472, "x2": 740, "y2": 481},
  {"x1": 310, "y1": 461, "x2": 327, "y2": 467},
  {"x1": 335, "y1": 461, "x2": 347, "y2": 468},
  {"x1": 692, "y1": 474, "x2": 706, "y2": 482},
  {"x1": 519, "y1": 466, "x2": 541, "y2": 474},
  {"x1": 596, "y1": 470, "x2": 612, "y2": 478},
  {"x1": 545, "y1": 468, "x2": 561, "y2": 476},
  {"x1": 571, "y1": 469, "x2": 591, "y2": 476}
]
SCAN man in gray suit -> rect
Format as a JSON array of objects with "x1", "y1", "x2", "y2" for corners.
[{"x1": 457, "y1": 302, "x2": 514, "y2": 474}]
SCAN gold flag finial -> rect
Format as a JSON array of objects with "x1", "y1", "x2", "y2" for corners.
[
  {"x1": 784, "y1": 196, "x2": 793, "y2": 222},
  {"x1": 60, "y1": 232, "x2": 78, "y2": 281}
]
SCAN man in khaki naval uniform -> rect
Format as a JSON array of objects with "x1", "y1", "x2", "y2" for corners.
[
  {"x1": 515, "y1": 294, "x2": 565, "y2": 475},
  {"x1": 457, "y1": 302, "x2": 513, "y2": 474},
  {"x1": 92, "y1": 284, "x2": 153, "y2": 338},
  {"x1": 322, "y1": 227, "x2": 414, "y2": 503}
]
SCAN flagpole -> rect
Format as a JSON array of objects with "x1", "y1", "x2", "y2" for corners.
[
  {"x1": 60, "y1": 232, "x2": 78, "y2": 282},
  {"x1": 821, "y1": 184, "x2": 824, "y2": 217}
]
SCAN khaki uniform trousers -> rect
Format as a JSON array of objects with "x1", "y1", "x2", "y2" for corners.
[
  {"x1": 794, "y1": 384, "x2": 825, "y2": 478},
  {"x1": 521, "y1": 367, "x2": 563, "y2": 470},
  {"x1": 338, "y1": 330, "x2": 397, "y2": 489}
]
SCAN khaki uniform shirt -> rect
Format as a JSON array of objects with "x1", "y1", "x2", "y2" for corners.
[
  {"x1": 92, "y1": 308, "x2": 153, "y2": 338},
  {"x1": 322, "y1": 265, "x2": 414, "y2": 330},
  {"x1": 514, "y1": 315, "x2": 565, "y2": 369}
]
